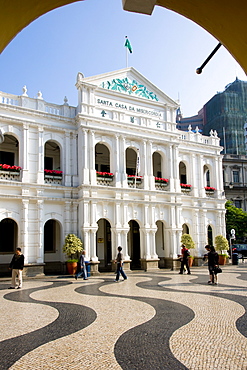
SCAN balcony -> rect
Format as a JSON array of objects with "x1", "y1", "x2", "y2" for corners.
[
  {"x1": 155, "y1": 177, "x2": 169, "y2": 191},
  {"x1": 205, "y1": 186, "x2": 216, "y2": 197},
  {"x1": 44, "y1": 169, "x2": 63, "y2": 184},
  {"x1": 127, "y1": 175, "x2": 143, "y2": 188},
  {"x1": 181, "y1": 183, "x2": 192, "y2": 194},
  {"x1": 96, "y1": 171, "x2": 114, "y2": 186},
  {"x1": 0, "y1": 164, "x2": 21, "y2": 181}
]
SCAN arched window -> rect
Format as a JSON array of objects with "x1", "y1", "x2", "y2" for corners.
[
  {"x1": 0, "y1": 134, "x2": 19, "y2": 166},
  {"x1": 44, "y1": 141, "x2": 61, "y2": 171},
  {"x1": 126, "y1": 148, "x2": 138, "y2": 176},
  {"x1": 182, "y1": 224, "x2": 189, "y2": 234},
  {"x1": 0, "y1": 218, "x2": 18, "y2": 253},
  {"x1": 153, "y1": 152, "x2": 162, "y2": 178},
  {"x1": 95, "y1": 143, "x2": 110, "y2": 173},
  {"x1": 204, "y1": 165, "x2": 210, "y2": 187},
  {"x1": 179, "y1": 162, "x2": 187, "y2": 184}
]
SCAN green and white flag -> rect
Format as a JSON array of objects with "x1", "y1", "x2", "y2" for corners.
[{"x1": 125, "y1": 36, "x2": 132, "y2": 53}]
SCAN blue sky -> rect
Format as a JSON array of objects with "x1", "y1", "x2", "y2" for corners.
[{"x1": 0, "y1": 0, "x2": 246, "y2": 117}]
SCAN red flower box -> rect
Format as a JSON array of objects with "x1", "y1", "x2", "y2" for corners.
[{"x1": 0, "y1": 164, "x2": 22, "y2": 171}]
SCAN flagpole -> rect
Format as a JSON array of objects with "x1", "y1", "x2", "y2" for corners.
[{"x1": 126, "y1": 46, "x2": 128, "y2": 68}]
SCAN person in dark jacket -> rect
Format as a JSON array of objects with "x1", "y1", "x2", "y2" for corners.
[
  {"x1": 114, "y1": 246, "x2": 127, "y2": 282},
  {"x1": 204, "y1": 245, "x2": 219, "y2": 284},
  {"x1": 179, "y1": 244, "x2": 191, "y2": 274},
  {"x1": 8, "y1": 248, "x2": 25, "y2": 289},
  {"x1": 75, "y1": 250, "x2": 88, "y2": 280}
]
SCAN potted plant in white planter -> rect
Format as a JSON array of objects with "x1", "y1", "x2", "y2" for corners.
[
  {"x1": 215, "y1": 235, "x2": 229, "y2": 265},
  {"x1": 181, "y1": 233, "x2": 195, "y2": 267},
  {"x1": 63, "y1": 233, "x2": 83, "y2": 275}
]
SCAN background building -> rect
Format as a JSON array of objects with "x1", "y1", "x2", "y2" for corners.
[
  {"x1": 177, "y1": 78, "x2": 247, "y2": 211},
  {"x1": 0, "y1": 68, "x2": 226, "y2": 276}
]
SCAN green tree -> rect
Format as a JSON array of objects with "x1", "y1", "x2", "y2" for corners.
[
  {"x1": 63, "y1": 233, "x2": 83, "y2": 261},
  {"x1": 225, "y1": 201, "x2": 247, "y2": 242},
  {"x1": 215, "y1": 235, "x2": 229, "y2": 253},
  {"x1": 181, "y1": 234, "x2": 195, "y2": 249}
]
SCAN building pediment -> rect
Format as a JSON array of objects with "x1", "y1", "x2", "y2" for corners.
[{"x1": 80, "y1": 67, "x2": 178, "y2": 107}]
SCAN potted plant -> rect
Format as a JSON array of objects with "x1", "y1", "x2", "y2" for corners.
[
  {"x1": 215, "y1": 235, "x2": 229, "y2": 265},
  {"x1": 181, "y1": 233, "x2": 195, "y2": 267},
  {"x1": 63, "y1": 233, "x2": 83, "y2": 275}
]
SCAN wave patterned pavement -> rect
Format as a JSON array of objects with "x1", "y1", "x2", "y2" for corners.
[{"x1": 0, "y1": 264, "x2": 246, "y2": 369}]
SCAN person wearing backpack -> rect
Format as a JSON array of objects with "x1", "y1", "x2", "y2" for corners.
[{"x1": 179, "y1": 244, "x2": 191, "y2": 275}]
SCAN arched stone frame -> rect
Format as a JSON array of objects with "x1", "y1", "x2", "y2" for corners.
[
  {"x1": 0, "y1": 217, "x2": 18, "y2": 254},
  {"x1": 96, "y1": 217, "x2": 112, "y2": 271},
  {"x1": 0, "y1": 128, "x2": 21, "y2": 168},
  {"x1": 44, "y1": 139, "x2": 62, "y2": 172},
  {"x1": 125, "y1": 146, "x2": 139, "y2": 176},
  {"x1": 203, "y1": 164, "x2": 211, "y2": 187},
  {"x1": 43, "y1": 212, "x2": 64, "y2": 262},
  {"x1": 207, "y1": 224, "x2": 213, "y2": 246},
  {"x1": 43, "y1": 218, "x2": 62, "y2": 262},
  {"x1": 95, "y1": 141, "x2": 111, "y2": 174},
  {"x1": 179, "y1": 160, "x2": 189, "y2": 185},
  {"x1": 182, "y1": 223, "x2": 190, "y2": 235},
  {"x1": 128, "y1": 219, "x2": 142, "y2": 269},
  {"x1": 207, "y1": 222, "x2": 215, "y2": 246},
  {"x1": 152, "y1": 151, "x2": 162, "y2": 178}
]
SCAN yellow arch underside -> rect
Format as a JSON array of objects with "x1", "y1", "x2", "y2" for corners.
[{"x1": 0, "y1": 0, "x2": 246, "y2": 74}]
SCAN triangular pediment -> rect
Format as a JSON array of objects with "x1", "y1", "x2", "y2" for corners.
[{"x1": 82, "y1": 67, "x2": 177, "y2": 106}]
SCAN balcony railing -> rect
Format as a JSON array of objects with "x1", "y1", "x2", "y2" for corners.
[
  {"x1": 96, "y1": 171, "x2": 114, "y2": 186},
  {"x1": 155, "y1": 177, "x2": 169, "y2": 191},
  {"x1": 44, "y1": 169, "x2": 63, "y2": 184},
  {"x1": 181, "y1": 184, "x2": 192, "y2": 194},
  {"x1": 0, "y1": 164, "x2": 21, "y2": 181}
]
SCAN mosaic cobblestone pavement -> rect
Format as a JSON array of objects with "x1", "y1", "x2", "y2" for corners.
[{"x1": 0, "y1": 264, "x2": 246, "y2": 369}]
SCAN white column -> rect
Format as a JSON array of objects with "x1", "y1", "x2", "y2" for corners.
[
  {"x1": 64, "y1": 201, "x2": 71, "y2": 237},
  {"x1": 120, "y1": 136, "x2": 127, "y2": 186},
  {"x1": 150, "y1": 230, "x2": 158, "y2": 258},
  {"x1": 168, "y1": 144, "x2": 175, "y2": 191},
  {"x1": 114, "y1": 135, "x2": 121, "y2": 186},
  {"x1": 79, "y1": 129, "x2": 89, "y2": 185},
  {"x1": 21, "y1": 200, "x2": 29, "y2": 263},
  {"x1": 90, "y1": 229, "x2": 98, "y2": 261},
  {"x1": 64, "y1": 132, "x2": 71, "y2": 186},
  {"x1": 142, "y1": 140, "x2": 149, "y2": 190},
  {"x1": 173, "y1": 144, "x2": 180, "y2": 191},
  {"x1": 37, "y1": 128, "x2": 44, "y2": 184},
  {"x1": 142, "y1": 229, "x2": 151, "y2": 259},
  {"x1": 89, "y1": 130, "x2": 96, "y2": 185},
  {"x1": 21, "y1": 124, "x2": 29, "y2": 182},
  {"x1": 198, "y1": 155, "x2": 205, "y2": 197},
  {"x1": 36, "y1": 200, "x2": 44, "y2": 263}
]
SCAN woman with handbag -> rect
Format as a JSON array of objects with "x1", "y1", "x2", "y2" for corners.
[{"x1": 204, "y1": 245, "x2": 219, "y2": 285}]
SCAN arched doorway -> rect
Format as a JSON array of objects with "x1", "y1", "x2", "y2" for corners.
[
  {"x1": 182, "y1": 224, "x2": 189, "y2": 234},
  {"x1": 96, "y1": 218, "x2": 112, "y2": 271},
  {"x1": 0, "y1": 218, "x2": 18, "y2": 253},
  {"x1": 128, "y1": 220, "x2": 141, "y2": 269},
  {"x1": 43, "y1": 219, "x2": 62, "y2": 273},
  {"x1": 207, "y1": 225, "x2": 213, "y2": 246}
]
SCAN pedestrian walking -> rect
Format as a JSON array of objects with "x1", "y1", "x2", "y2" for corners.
[
  {"x1": 204, "y1": 245, "x2": 219, "y2": 284},
  {"x1": 75, "y1": 250, "x2": 88, "y2": 280},
  {"x1": 179, "y1": 244, "x2": 191, "y2": 274},
  {"x1": 114, "y1": 246, "x2": 127, "y2": 282},
  {"x1": 8, "y1": 247, "x2": 25, "y2": 289}
]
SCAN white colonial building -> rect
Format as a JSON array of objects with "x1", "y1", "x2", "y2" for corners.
[{"x1": 0, "y1": 68, "x2": 226, "y2": 275}]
